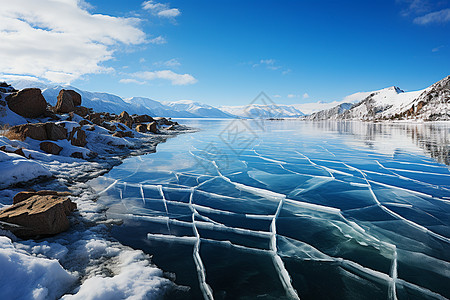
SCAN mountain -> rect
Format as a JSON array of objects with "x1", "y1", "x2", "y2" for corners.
[
  {"x1": 164, "y1": 100, "x2": 235, "y2": 118},
  {"x1": 220, "y1": 104, "x2": 304, "y2": 118},
  {"x1": 303, "y1": 75, "x2": 450, "y2": 121},
  {"x1": 304, "y1": 102, "x2": 353, "y2": 120}
]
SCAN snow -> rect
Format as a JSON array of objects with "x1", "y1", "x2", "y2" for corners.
[
  {"x1": 0, "y1": 150, "x2": 52, "y2": 189},
  {"x1": 0, "y1": 236, "x2": 76, "y2": 300},
  {"x1": 220, "y1": 104, "x2": 304, "y2": 118}
]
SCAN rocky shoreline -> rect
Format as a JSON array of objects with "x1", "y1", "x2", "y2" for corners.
[{"x1": 0, "y1": 82, "x2": 192, "y2": 299}]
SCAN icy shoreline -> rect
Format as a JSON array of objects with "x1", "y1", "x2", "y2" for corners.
[{"x1": 0, "y1": 119, "x2": 193, "y2": 299}]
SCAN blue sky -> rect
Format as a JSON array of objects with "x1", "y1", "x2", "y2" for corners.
[{"x1": 0, "y1": 0, "x2": 449, "y2": 106}]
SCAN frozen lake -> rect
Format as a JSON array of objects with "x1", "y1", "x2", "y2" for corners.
[{"x1": 89, "y1": 119, "x2": 450, "y2": 300}]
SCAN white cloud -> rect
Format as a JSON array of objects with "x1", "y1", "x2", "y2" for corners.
[
  {"x1": 273, "y1": 94, "x2": 281, "y2": 98},
  {"x1": 149, "y1": 36, "x2": 167, "y2": 44},
  {"x1": 142, "y1": 1, "x2": 181, "y2": 18},
  {"x1": 119, "y1": 78, "x2": 146, "y2": 85},
  {"x1": 414, "y1": 8, "x2": 450, "y2": 24},
  {"x1": 303, "y1": 93, "x2": 310, "y2": 99},
  {"x1": 0, "y1": 0, "x2": 146, "y2": 84},
  {"x1": 132, "y1": 70, "x2": 197, "y2": 85},
  {"x1": 154, "y1": 58, "x2": 181, "y2": 67},
  {"x1": 287, "y1": 94, "x2": 297, "y2": 98},
  {"x1": 432, "y1": 45, "x2": 444, "y2": 52}
]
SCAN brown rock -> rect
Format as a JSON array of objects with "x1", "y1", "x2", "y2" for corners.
[
  {"x1": 45, "y1": 123, "x2": 67, "y2": 140},
  {"x1": 79, "y1": 119, "x2": 91, "y2": 126},
  {"x1": 135, "y1": 124, "x2": 147, "y2": 133},
  {"x1": 154, "y1": 117, "x2": 172, "y2": 126},
  {"x1": 6, "y1": 123, "x2": 47, "y2": 141},
  {"x1": 117, "y1": 123, "x2": 126, "y2": 131},
  {"x1": 6, "y1": 88, "x2": 47, "y2": 118},
  {"x1": 40, "y1": 141, "x2": 63, "y2": 155},
  {"x1": 147, "y1": 122, "x2": 158, "y2": 133},
  {"x1": 73, "y1": 106, "x2": 90, "y2": 117},
  {"x1": 133, "y1": 114, "x2": 154, "y2": 124},
  {"x1": 55, "y1": 89, "x2": 76, "y2": 113},
  {"x1": 166, "y1": 125, "x2": 175, "y2": 130},
  {"x1": 13, "y1": 190, "x2": 71, "y2": 205},
  {"x1": 117, "y1": 111, "x2": 133, "y2": 128},
  {"x1": 0, "y1": 194, "x2": 76, "y2": 238},
  {"x1": 70, "y1": 152, "x2": 84, "y2": 159},
  {"x1": 101, "y1": 122, "x2": 117, "y2": 131},
  {"x1": 13, "y1": 148, "x2": 26, "y2": 158},
  {"x1": 68, "y1": 127, "x2": 87, "y2": 147},
  {"x1": 66, "y1": 90, "x2": 81, "y2": 106},
  {"x1": 43, "y1": 109, "x2": 60, "y2": 121}
]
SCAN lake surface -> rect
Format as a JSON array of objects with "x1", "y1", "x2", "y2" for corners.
[{"x1": 88, "y1": 120, "x2": 450, "y2": 300}]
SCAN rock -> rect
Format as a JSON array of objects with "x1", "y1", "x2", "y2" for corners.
[
  {"x1": 135, "y1": 124, "x2": 147, "y2": 133},
  {"x1": 6, "y1": 88, "x2": 47, "y2": 118},
  {"x1": 55, "y1": 89, "x2": 77, "y2": 113},
  {"x1": 154, "y1": 117, "x2": 172, "y2": 126},
  {"x1": 79, "y1": 119, "x2": 91, "y2": 126},
  {"x1": 13, "y1": 190, "x2": 71, "y2": 205},
  {"x1": 87, "y1": 112, "x2": 104, "y2": 125},
  {"x1": 40, "y1": 141, "x2": 63, "y2": 155},
  {"x1": 6, "y1": 123, "x2": 48, "y2": 141},
  {"x1": 13, "y1": 148, "x2": 26, "y2": 158},
  {"x1": 101, "y1": 122, "x2": 117, "y2": 131},
  {"x1": 85, "y1": 125, "x2": 95, "y2": 131},
  {"x1": 0, "y1": 194, "x2": 76, "y2": 239},
  {"x1": 66, "y1": 90, "x2": 81, "y2": 106},
  {"x1": 68, "y1": 127, "x2": 87, "y2": 147},
  {"x1": 117, "y1": 123, "x2": 126, "y2": 131},
  {"x1": 117, "y1": 111, "x2": 133, "y2": 128},
  {"x1": 43, "y1": 109, "x2": 60, "y2": 121},
  {"x1": 166, "y1": 125, "x2": 175, "y2": 130},
  {"x1": 133, "y1": 114, "x2": 154, "y2": 124},
  {"x1": 45, "y1": 123, "x2": 67, "y2": 140},
  {"x1": 112, "y1": 131, "x2": 134, "y2": 138},
  {"x1": 73, "y1": 106, "x2": 90, "y2": 117},
  {"x1": 70, "y1": 152, "x2": 83, "y2": 159},
  {"x1": 147, "y1": 122, "x2": 158, "y2": 133}
]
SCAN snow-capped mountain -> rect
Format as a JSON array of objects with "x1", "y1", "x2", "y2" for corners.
[
  {"x1": 303, "y1": 75, "x2": 450, "y2": 121},
  {"x1": 220, "y1": 104, "x2": 304, "y2": 118},
  {"x1": 304, "y1": 102, "x2": 353, "y2": 120},
  {"x1": 164, "y1": 100, "x2": 235, "y2": 118}
]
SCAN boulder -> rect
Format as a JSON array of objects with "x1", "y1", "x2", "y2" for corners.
[
  {"x1": 66, "y1": 90, "x2": 81, "y2": 106},
  {"x1": 133, "y1": 114, "x2": 154, "y2": 124},
  {"x1": 113, "y1": 131, "x2": 133, "y2": 138},
  {"x1": 79, "y1": 119, "x2": 92, "y2": 126},
  {"x1": 147, "y1": 122, "x2": 158, "y2": 133},
  {"x1": 73, "y1": 106, "x2": 90, "y2": 117},
  {"x1": 166, "y1": 125, "x2": 176, "y2": 130},
  {"x1": 0, "y1": 194, "x2": 77, "y2": 239},
  {"x1": 6, "y1": 123, "x2": 47, "y2": 141},
  {"x1": 45, "y1": 123, "x2": 67, "y2": 140},
  {"x1": 117, "y1": 111, "x2": 133, "y2": 128},
  {"x1": 135, "y1": 124, "x2": 147, "y2": 133},
  {"x1": 154, "y1": 117, "x2": 172, "y2": 126},
  {"x1": 40, "y1": 141, "x2": 63, "y2": 155},
  {"x1": 43, "y1": 109, "x2": 60, "y2": 121},
  {"x1": 55, "y1": 89, "x2": 77, "y2": 113},
  {"x1": 70, "y1": 152, "x2": 83, "y2": 159},
  {"x1": 6, "y1": 88, "x2": 47, "y2": 118},
  {"x1": 13, "y1": 190, "x2": 71, "y2": 205},
  {"x1": 68, "y1": 127, "x2": 87, "y2": 147}
]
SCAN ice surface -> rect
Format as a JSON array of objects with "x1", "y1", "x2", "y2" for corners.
[{"x1": 87, "y1": 119, "x2": 450, "y2": 299}]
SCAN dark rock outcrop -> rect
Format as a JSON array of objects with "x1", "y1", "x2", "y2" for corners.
[
  {"x1": 117, "y1": 111, "x2": 133, "y2": 128},
  {"x1": 135, "y1": 124, "x2": 147, "y2": 133},
  {"x1": 147, "y1": 122, "x2": 158, "y2": 133},
  {"x1": 6, "y1": 123, "x2": 67, "y2": 141},
  {"x1": 55, "y1": 89, "x2": 81, "y2": 113},
  {"x1": 133, "y1": 114, "x2": 154, "y2": 124},
  {"x1": 0, "y1": 193, "x2": 76, "y2": 239},
  {"x1": 68, "y1": 127, "x2": 87, "y2": 147},
  {"x1": 40, "y1": 141, "x2": 63, "y2": 155},
  {"x1": 6, "y1": 88, "x2": 47, "y2": 118}
]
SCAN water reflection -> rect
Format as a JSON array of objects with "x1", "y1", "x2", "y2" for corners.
[{"x1": 306, "y1": 121, "x2": 450, "y2": 166}]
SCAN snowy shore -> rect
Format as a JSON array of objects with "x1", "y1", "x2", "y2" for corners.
[{"x1": 0, "y1": 84, "x2": 192, "y2": 299}]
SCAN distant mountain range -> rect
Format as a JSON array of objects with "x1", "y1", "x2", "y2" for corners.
[
  {"x1": 8, "y1": 75, "x2": 450, "y2": 120},
  {"x1": 304, "y1": 75, "x2": 450, "y2": 121}
]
